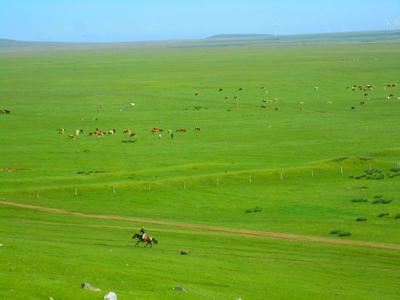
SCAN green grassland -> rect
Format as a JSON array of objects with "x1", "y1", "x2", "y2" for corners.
[{"x1": 0, "y1": 34, "x2": 400, "y2": 299}]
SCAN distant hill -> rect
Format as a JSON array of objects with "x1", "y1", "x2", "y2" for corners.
[
  {"x1": 207, "y1": 34, "x2": 275, "y2": 39},
  {"x1": 1, "y1": 30, "x2": 400, "y2": 52},
  {"x1": 204, "y1": 30, "x2": 400, "y2": 44}
]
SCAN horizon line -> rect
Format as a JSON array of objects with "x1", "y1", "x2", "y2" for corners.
[{"x1": 1, "y1": 28, "x2": 399, "y2": 45}]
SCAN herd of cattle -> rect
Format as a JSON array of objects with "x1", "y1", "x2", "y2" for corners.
[
  {"x1": 58, "y1": 126, "x2": 201, "y2": 139},
  {"x1": 3, "y1": 83, "x2": 399, "y2": 140},
  {"x1": 194, "y1": 83, "x2": 398, "y2": 112}
]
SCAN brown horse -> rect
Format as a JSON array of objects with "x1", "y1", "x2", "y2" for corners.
[{"x1": 132, "y1": 233, "x2": 158, "y2": 247}]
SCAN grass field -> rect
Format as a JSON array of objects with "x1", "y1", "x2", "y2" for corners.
[{"x1": 0, "y1": 33, "x2": 400, "y2": 299}]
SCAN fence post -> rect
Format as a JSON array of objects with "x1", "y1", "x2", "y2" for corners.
[{"x1": 74, "y1": 187, "x2": 78, "y2": 196}]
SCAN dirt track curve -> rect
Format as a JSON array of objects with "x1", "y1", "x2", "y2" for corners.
[{"x1": 1, "y1": 200, "x2": 399, "y2": 251}]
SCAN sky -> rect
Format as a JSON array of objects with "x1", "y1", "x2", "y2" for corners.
[{"x1": 1, "y1": 0, "x2": 399, "y2": 42}]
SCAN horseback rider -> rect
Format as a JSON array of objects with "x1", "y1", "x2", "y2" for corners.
[{"x1": 139, "y1": 226, "x2": 147, "y2": 240}]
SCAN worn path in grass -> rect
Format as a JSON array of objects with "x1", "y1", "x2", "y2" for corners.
[{"x1": 2, "y1": 199, "x2": 400, "y2": 251}]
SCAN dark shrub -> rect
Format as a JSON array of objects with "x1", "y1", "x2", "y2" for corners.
[
  {"x1": 351, "y1": 198, "x2": 368, "y2": 203},
  {"x1": 338, "y1": 232, "x2": 351, "y2": 237},
  {"x1": 377, "y1": 213, "x2": 389, "y2": 218}
]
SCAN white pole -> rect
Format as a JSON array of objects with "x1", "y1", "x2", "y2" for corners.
[
  {"x1": 340, "y1": 166, "x2": 343, "y2": 175},
  {"x1": 74, "y1": 187, "x2": 78, "y2": 196}
]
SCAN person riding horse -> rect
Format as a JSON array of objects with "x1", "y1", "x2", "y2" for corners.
[
  {"x1": 132, "y1": 227, "x2": 158, "y2": 247},
  {"x1": 139, "y1": 226, "x2": 147, "y2": 241}
]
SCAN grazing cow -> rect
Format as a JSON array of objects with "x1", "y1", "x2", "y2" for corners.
[
  {"x1": 274, "y1": 107, "x2": 279, "y2": 111},
  {"x1": 351, "y1": 106, "x2": 356, "y2": 110},
  {"x1": 260, "y1": 86, "x2": 265, "y2": 90},
  {"x1": 0, "y1": 109, "x2": 11, "y2": 114},
  {"x1": 108, "y1": 129, "x2": 116, "y2": 135},
  {"x1": 194, "y1": 92, "x2": 199, "y2": 96},
  {"x1": 151, "y1": 127, "x2": 159, "y2": 133},
  {"x1": 225, "y1": 96, "x2": 230, "y2": 99},
  {"x1": 195, "y1": 127, "x2": 201, "y2": 131},
  {"x1": 238, "y1": 88, "x2": 243, "y2": 91},
  {"x1": 360, "y1": 101, "x2": 365, "y2": 105},
  {"x1": 68, "y1": 134, "x2": 75, "y2": 139},
  {"x1": 233, "y1": 96, "x2": 238, "y2": 99},
  {"x1": 260, "y1": 105, "x2": 267, "y2": 109},
  {"x1": 176, "y1": 128, "x2": 187, "y2": 133},
  {"x1": 57, "y1": 128, "x2": 65, "y2": 135},
  {"x1": 219, "y1": 88, "x2": 223, "y2": 92},
  {"x1": 123, "y1": 129, "x2": 132, "y2": 135},
  {"x1": 314, "y1": 86, "x2": 319, "y2": 91},
  {"x1": 130, "y1": 132, "x2": 137, "y2": 137}
]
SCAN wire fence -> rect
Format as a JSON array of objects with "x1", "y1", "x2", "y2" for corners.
[{"x1": 4, "y1": 160, "x2": 398, "y2": 200}]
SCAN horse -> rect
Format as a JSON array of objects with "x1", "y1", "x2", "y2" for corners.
[{"x1": 132, "y1": 233, "x2": 158, "y2": 247}]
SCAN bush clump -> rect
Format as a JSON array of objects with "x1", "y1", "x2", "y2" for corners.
[
  {"x1": 372, "y1": 199, "x2": 392, "y2": 204},
  {"x1": 377, "y1": 213, "x2": 389, "y2": 218},
  {"x1": 330, "y1": 230, "x2": 351, "y2": 237},
  {"x1": 245, "y1": 207, "x2": 263, "y2": 213},
  {"x1": 338, "y1": 232, "x2": 351, "y2": 237},
  {"x1": 351, "y1": 198, "x2": 368, "y2": 203}
]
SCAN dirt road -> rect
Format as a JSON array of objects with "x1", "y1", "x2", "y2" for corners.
[{"x1": 1, "y1": 200, "x2": 399, "y2": 251}]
